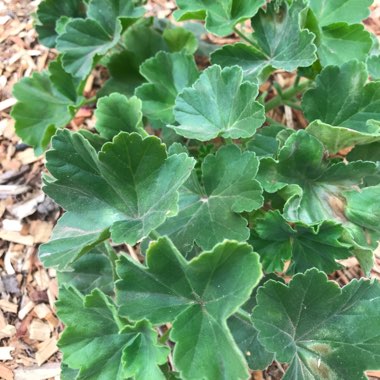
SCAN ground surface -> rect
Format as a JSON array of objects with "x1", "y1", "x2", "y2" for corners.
[{"x1": 0, "y1": 1, "x2": 380, "y2": 379}]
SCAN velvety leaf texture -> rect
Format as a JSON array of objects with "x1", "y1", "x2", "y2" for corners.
[
  {"x1": 257, "y1": 130, "x2": 376, "y2": 224},
  {"x1": 158, "y1": 144, "x2": 264, "y2": 252},
  {"x1": 39, "y1": 130, "x2": 195, "y2": 269},
  {"x1": 135, "y1": 51, "x2": 199, "y2": 124},
  {"x1": 172, "y1": 65, "x2": 265, "y2": 140},
  {"x1": 303, "y1": 60, "x2": 380, "y2": 152},
  {"x1": 116, "y1": 237, "x2": 262, "y2": 380},
  {"x1": 174, "y1": 0, "x2": 266, "y2": 37},
  {"x1": 57, "y1": 287, "x2": 168, "y2": 380},
  {"x1": 211, "y1": 0, "x2": 317, "y2": 81},
  {"x1": 253, "y1": 269, "x2": 380, "y2": 380},
  {"x1": 251, "y1": 210, "x2": 352, "y2": 274}
]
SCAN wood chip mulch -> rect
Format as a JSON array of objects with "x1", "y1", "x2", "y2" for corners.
[{"x1": 0, "y1": 0, "x2": 379, "y2": 379}]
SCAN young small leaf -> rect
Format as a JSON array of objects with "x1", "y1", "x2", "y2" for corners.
[
  {"x1": 116, "y1": 237, "x2": 263, "y2": 380},
  {"x1": 303, "y1": 60, "x2": 380, "y2": 152},
  {"x1": 174, "y1": 0, "x2": 266, "y2": 37},
  {"x1": 158, "y1": 145, "x2": 264, "y2": 252},
  {"x1": 211, "y1": 0, "x2": 317, "y2": 81},
  {"x1": 253, "y1": 269, "x2": 380, "y2": 379},
  {"x1": 172, "y1": 65, "x2": 265, "y2": 140},
  {"x1": 136, "y1": 51, "x2": 199, "y2": 124},
  {"x1": 40, "y1": 130, "x2": 195, "y2": 268},
  {"x1": 57, "y1": 287, "x2": 168, "y2": 380}
]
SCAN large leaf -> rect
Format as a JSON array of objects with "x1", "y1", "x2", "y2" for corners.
[
  {"x1": 257, "y1": 130, "x2": 376, "y2": 224},
  {"x1": 251, "y1": 210, "x2": 352, "y2": 274},
  {"x1": 57, "y1": 243, "x2": 115, "y2": 295},
  {"x1": 211, "y1": 0, "x2": 317, "y2": 81},
  {"x1": 158, "y1": 145, "x2": 263, "y2": 252},
  {"x1": 303, "y1": 61, "x2": 380, "y2": 152},
  {"x1": 253, "y1": 269, "x2": 380, "y2": 380},
  {"x1": 174, "y1": 0, "x2": 266, "y2": 37},
  {"x1": 11, "y1": 59, "x2": 83, "y2": 155},
  {"x1": 172, "y1": 65, "x2": 265, "y2": 140},
  {"x1": 308, "y1": 0, "x2": 373, "y2": 27},
  {"x1": 135, "y1": 51, "x2": 199, "y2": 124},
  {"x1": 116, "y1": 237, "x2": 262, "y2": 380},
  {"x1": 57, "y1": 0, "x2": 144, "y2": 77},
  {"x1": 35, "y1": 0, "x2": 86, "y2": 48},
  {"x1": 57, "y1": 287, "x2": 168, "y2": 380},
  {"x1": 40, "y1": 130, "x2": 195, "y2": 269},
  {"x1": 94, "y1": 94, "x2": 144, "y2": 139}
]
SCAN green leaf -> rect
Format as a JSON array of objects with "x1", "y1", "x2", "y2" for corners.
[
  {"x1": 11, "y1": 59, "x2": 83, "y2": 155},
  {"x1": 57, "y1": 243, "x2": 115, "y2": 295},
  {"x1": 308, "y1": 0, "x2": 372, "y2": 27},
  {"x1": 57, "y1": 287, "x2": 168, "y2": 380},
  {"x1": 94, "y1": 94, "x2": 144, "y2": 139},
  {"x1": 116, "y1": 237, "x2": 262, "y2": 380},
  {"x1": 163, "y1": 27, "x2": 198, "y2": 54},
  {"x1": 211, "y1": 0, "x2": 316, "y2": 81},
  {"x1": 303, "y1": 61, "x2": 380, "y2": 152},
  {"x1": 158, "y1": 145, "x2": 263, "y2": 252},
  {"x1": 317, "y1": 23, "x2": 372, "y2": 67},
  {"x1": 253, "y1": 269, "x2": 380, "y2": 380},
  {"x1": 135, "y1": 51, "x2": 199, "y2": 124},
  {"x1": 172, "y1": 65, "x2": 265, "y2": 140},
  {"x1": 40, "y1": 130, "x2": 195, "y2": 269},
  {"x1": 367, "y1": 54, "x2": 380, "y2": 80},
  {"x1": 35, "y1": 0, "x2": 86, "y2": 48},
  {"x1": 257, "y1": 130, "x2": 376, "y2": 224},
  {"x1": 57, "y1": 0, "x2": 144, "y2": 77},
  {"x1": 251, "y1": 210, "x2": 352, "y2": 273},
  {"x1": 174, "y1": 0, "x2": 266, "y2": 37}
]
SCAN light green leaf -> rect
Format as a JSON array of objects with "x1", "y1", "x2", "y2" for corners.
[
  {"x1": 40, "y1": 130, "x2": 195, "y2": 269},
  {"x1": 11, "y1": 59, "x2": 83, "y2": 155},
  {"x1": 163, "y1": 27, "x2": 198, "y2": 54},
  {"x1": 57, "y1": 287, "x2": 168, "y2": 380},
  {"x1": 172, "y1": 65, "x2": 265, "y2": 140},
  {"x1": 158, "y1": 145, "x2": 263, "y2": 252},
  {"x1": 368, "y1": 54, "x2": 380, "y2": 80},
  {"x1": 174, "y1": 0, "x2": 266, "y2": 37},
  {"x1": 211, "y1": 0, "x2": 317, "y2": 81},
  {"x1": 116, "y1": 237, "x2": 262, "y2": 380},
  {"x1": 57, "y1": 0, "x2": 144, "y2": 77},
  {"x1": 318, "y1": 23, "x2": 372, "y2": 67},
  {"x1": 95, "y1": 94, "x2": 144, "y2": 139},
  {"x1": 253, "y1": 269, "x2": 380, "y2": 380},
  {"x1": 135, "y1": 51, "x2": 199, "y2": 124},
  {"x1": 251, "y1": 210, "x2": 352, "y2": 273},
  {"x1": 308, "y1": 0, "x2": 373, "y2": 27},
  {"x1": 303, "y1": 60, "x2": 380, "y2": 152},
  {"x1": 57, "y1": 243, "x2": 115, "y2": 295},
  {"x1": 257, "y1": 130, "x2": 376, "y2": 224},
  {"x1": 35, "y1": 0, "x2": 86, "y2": 48}
]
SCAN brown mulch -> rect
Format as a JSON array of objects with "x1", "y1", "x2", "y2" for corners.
[{"x1": 0, "y1": 0, "x2": 380, "y2": 379}]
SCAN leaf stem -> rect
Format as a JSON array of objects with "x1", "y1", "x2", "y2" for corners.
[
  {"x1": 235, "y1": 308, "x2": 252, "y2": 323},
  {"x1": 265, "y1": 80, "x2": 312, "y2": 112},
  {"x1": 149, "y1": 230, "x2": 161, "y2": 241},
  {"x1": 158, "y1": 328, "x2": 171, "y2": 344},
  {"x1": 233, "y1": 26, "x2": 256, "y2": 46},
  {"x1": 224, "y1": 137, "x2": 234, "y2": 145},
  {"x1": 83, "y1": 96, "x2": 97, "y2": 106}
]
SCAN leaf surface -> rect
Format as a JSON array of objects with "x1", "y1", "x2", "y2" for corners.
[
  {"x1": 303, "y1": 61, "x2": 380, "y2": 152},
  {"x1": 253, "y1": 269, "x2": 380, "y2": 380},
  {"x1": 57, "y1": 287, "x2": 168, "y2": 380},
  {"x1": 172, "y1": 65, "x2": 265, "y2": 140},
  {"x1": 158, "y1": 145, "x2": 263, "y2": 252},
  {"x1": 135, "y1": 51, "x2": 199, "y2": 124},
  {"x1": 40, "y1": 130, "x2": 195, "y2": 268},
  {"x1": 116, "y1": 237, "x2": 262, "y2": 380},
  {"x1": 174, "y1": 0, "x2": 266, "y2": 37},
  {"x1": 211, "y1": 0, "x2": 317, "y2": 81},
  {"x1": 251, "y1": 211, "x2": 352, "y2": 273}
]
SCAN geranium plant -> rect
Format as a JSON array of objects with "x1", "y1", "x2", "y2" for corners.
[{"x1": 11, "y1": 0, "x2": 380, "y2": 379}]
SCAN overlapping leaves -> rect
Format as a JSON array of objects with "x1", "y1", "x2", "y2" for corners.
[
  {"x1": 116, "y1": 237, "x2": 262, "y2": 380},
  {"x1": 40, "y1": 131, "x2": 195, "y2": 269}
]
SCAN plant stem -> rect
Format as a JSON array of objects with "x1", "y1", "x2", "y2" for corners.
[
  {"x1": 149, "y1": 230, "x2": 161, "y2": 241},
  {"x1": 83, "y1": 96, "x2": 97, "y2": 106},
  {"x1": 235, "y1": 308, "x2": 252, "y2": 323},
  {"x1": 283, "y1": 100, "x2": 302, "y2": 111},
  {"x1": 233, "y1": 26, "x2": 256, "y2": 46},
  {"x1": 265, "y1": 80, "x2": 312, "y2": 112},
  {"x1": 158, "y1": 328, "x2": 171, "y2": 344},
  {"x1": 224, "y1": 137, "x2": 234, "y2": 145}
]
